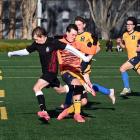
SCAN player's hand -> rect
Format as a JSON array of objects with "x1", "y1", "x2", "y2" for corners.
[{"x1": 8, "y1": 52, "x2": 12, "y2": 57}]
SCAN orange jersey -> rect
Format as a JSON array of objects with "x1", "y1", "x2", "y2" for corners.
[
  {"x1": 58, "y1": 37, "x2": 97, "y2": 73},
  {"x1": 123, "y1": 31, "x2": 140, "y2": 59}
]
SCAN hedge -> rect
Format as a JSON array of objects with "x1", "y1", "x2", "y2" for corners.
[
  {"x1": 0, "y1": 39, "x2": 116, "y2": 52},
  {"x1": 0, "y1": 39, "x2": 33, "y2": 52}
]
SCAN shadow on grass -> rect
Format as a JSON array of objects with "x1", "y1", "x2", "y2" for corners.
[
  {"x1": 120, "y1": 91, "x2": 140, "y2": 99},
  {"x1": 38, "y1": 118, "x2": 50, "y2": 125},
  {"x1": 127, "y1": 91, "x2": 140, "y2": 96},
  {"x1": 83, "y1": 101, "x2": 115, "y2": 111}
]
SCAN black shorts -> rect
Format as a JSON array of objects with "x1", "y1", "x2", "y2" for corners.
[
  {"x1": 128, "y1": 56, "x2": 140, "y2": 71},
  {"x1": 81, "y1": 92, "x2": 88, "y2": 99},
  {"x1": 40, "y1": 74, "x2": 60, "y2": 88}
]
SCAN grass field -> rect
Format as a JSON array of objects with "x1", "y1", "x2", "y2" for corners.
[{"x1": 0, "y1": 50, "x2": 140, "y2": 140}]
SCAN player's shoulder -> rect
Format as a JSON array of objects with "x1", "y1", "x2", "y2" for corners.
[
  {"x1": 123, "y1": 32, "x2": 128, "y2": 36},
  {"x1": 134, "y1": 31, "x2": 140, "y2": 36},
  {"x1": 83, "y1": 32, "x2": 92, "y2": 36}
]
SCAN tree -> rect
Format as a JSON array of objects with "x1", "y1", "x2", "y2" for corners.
[
  {"x1": 20, "y1": 0, "x2": 37, "y2": 39},
  {"x1": 86, "y1": 0, "x2": 138, "y2": 40},
  {"x1": 9, "y1": 0, "x2": 16, "y2": 39},
  {"x1": 0, "y1": 0, "x2": 3, "y2": 39}
]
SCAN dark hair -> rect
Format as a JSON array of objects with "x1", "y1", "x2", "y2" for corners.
[
  {"x1": 66, "y1": 24, "x2": 78, "y2": 32},
  {"x1": 127, "y1": 17, "x2": 137, "y2": 26},
  {"x1": 74, "y1": 16, "x2": 86, "y2": 24},
  {"x1": 32, "y1": 26, "x2": 47, "y2": 38}
]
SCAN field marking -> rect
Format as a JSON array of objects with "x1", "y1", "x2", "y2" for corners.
[
  {"x1": 2, "y1": 75, "x2": 139, "y2": 79},
  {"x1": 0, "y1": 107, "x2": 8, "y2": 120},
  {"x1": 0, "y1": 76, "x2": 2, "y2": 80},
  {"x1": 0, "y1": 65, "x2": 121, "y2": 68},
  {"x1": 0, "y1": 90, "x2": 5, "y2": 97}
]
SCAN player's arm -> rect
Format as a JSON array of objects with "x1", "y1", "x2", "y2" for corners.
[
  {"x1": 119, "y1": 40, "x2": 125, "y2": 48},
  {"x1": 8, "y1": 43, "x2": 37, "y2": 57},
  {"x1": 136, "y1": 39, "x2": 140, "y2": 52},
  {"x1": 65, "y1": 44, "x2": 91, "y2": 62},
  {"x1": 119, "y1": 35, "x2": 125, "y2": 49},
  {"x1": 8, "y1": 49, "x2": 29, "y2": 57},
  {"x1": 75, "y1": 42, "x2": 97, "y2": 55}
]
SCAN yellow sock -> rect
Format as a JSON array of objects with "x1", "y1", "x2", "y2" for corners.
[
  {"x1": 73, "y1": 100, "x2": 81, "y2": 114},
  {"x1": 67, "y1": 105, "x2": 74, "y2": 114}
]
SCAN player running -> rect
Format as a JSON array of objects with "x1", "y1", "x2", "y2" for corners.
[{"x1": 119, "y1": 17, "x2": 140, "y2": 95}]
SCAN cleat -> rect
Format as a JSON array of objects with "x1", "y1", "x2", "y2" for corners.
[
  {"x1": 109, "y1": 89, "x2": 116, "y2": 104},
  {"x1": 120, "y1": 88, "x2": 131, "y2": 96},
  {"x1": 37, "y1": 111, "x2": 50, "y2": 121},
  {"x1": 74, "y1": 114, "x2": 85, "y2": 123},
  {"x1": 57, "y1": 108, "x2": 69, "y2": 120}
]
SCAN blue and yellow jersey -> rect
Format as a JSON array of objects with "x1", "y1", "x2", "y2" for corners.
[
  {"x1": 123, "y1": 31, "x2": 140, "y2": 59},
  {"x1": 76, "y1": 32, "x2": 93, "y2": 74},
  {"x1": 76, "y1": 32, "x2": 93, "y2": 44}
]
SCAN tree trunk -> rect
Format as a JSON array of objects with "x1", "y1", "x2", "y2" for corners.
[
  {"x1": 0, "y1": 0, "x2": 3, "y2": 39},
  {"x1": 86, "y1": 0, "x2": 138, "y2": 39},
  {"x1": 100, "y1": 29, "x2": 110, "y2": 40},
  {"x1": 21, "y1": 0, "x2": 37, "y2": 39},
  {"x1": 9, "y1": 0, "x2": 16, "y2": 39}
]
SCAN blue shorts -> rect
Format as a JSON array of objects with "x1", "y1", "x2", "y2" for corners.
[{"x1": 61, "y1": 72, "x2": 74, "y2": 85}]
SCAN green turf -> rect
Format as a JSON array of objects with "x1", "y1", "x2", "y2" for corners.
[{"x1": 0, "y1": 50, "x2": 140, "y2": 140}]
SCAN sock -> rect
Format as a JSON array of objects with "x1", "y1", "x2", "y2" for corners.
[
  {"x1": 35, "y1": 91, "x2": 47, "y2": 111},
  {"x1": 67, "y1": 105, "x2": 75, "y2": 114},
  {"x1": 64, "y1": 90, "x2": 73, "y2": 106},
  {"x1": 73, "y1": 100, "x2": 81, "y2": 114},
  {"x1": 121, "y1": 72, "x2": 129, "y2": 88},
  {"x1": 92, "y1": 83, "x2": 110, "y2": 95}
]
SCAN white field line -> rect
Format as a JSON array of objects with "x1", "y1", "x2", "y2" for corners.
[
  {"x1": 0, "y1": 65, "x2": 120, "y2": 68},
  {"x1": 2, "y1": 75, "x2": 139, "y2": 79}
]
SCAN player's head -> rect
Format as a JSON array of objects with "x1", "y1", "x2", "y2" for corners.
[
  {"x1": 74, "y1": 16, "x2": 86, "y2": 34},
  {"x1": 126, "y1": 17, "x2": 137, "y2": 32},
  {"x1": 65, "y1": 24, "x2": 78, "y2": 42},
  {"x1": 32, "y1": 26, "x2": 47, "y2": 44}
]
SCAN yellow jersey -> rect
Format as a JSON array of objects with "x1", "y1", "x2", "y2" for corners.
[
  {"x1": 123, "y1": 31, "x2": 140, "y2": 59},
  {"x1": 76, "y1": 32, "x2": 93, "y2": 44}
]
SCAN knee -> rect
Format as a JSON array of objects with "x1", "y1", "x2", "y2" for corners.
[
  {"x1": 81, "y1": 98, "x2": 88, "y2": 106},
  {"x1": 33, "y1": 85, "x2": 38, "y2": 93},
  {"x1": 120, "y1": 66, "x2": 126, "y2": 73},
  {"x1": 137, "y1": 69, "x2": 140, "y2": 75}
]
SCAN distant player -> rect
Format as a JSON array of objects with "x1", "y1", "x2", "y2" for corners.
[{"x1": 119, "y1": 17, "x2": 140, "y2": 95}]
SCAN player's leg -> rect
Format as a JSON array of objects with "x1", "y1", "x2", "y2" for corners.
[
  {"x1": 60, "y1": 72, "x2": 75, "y2": 108},
  {"x1": 119, "y1": 61, "x2": 133, "y2": 95},
  {"x1": 135, "y1": 61, "x2": 140, "y2": 75},
  {"x1": 92, "y1": 83, "x2": 115, "y2": 104},
  {"x1": 57, "y1": 84, "x2": 85, "y2": 122},
  {"x1": 33, "y1": 78, "x2": 50, "y2": 120}
]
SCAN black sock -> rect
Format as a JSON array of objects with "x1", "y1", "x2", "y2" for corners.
[{"x1": 36, "y1": 95, "x2": 47, "y2": 111}]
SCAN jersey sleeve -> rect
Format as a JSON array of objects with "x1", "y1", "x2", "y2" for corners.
[
  {"x1": 52, "y1": 39, "x2": 66, "y2": 50},
  {"x1": 75, "y1": 42, "x2": 97, "y2": 55},
  {"x1": 26, "y1": 42, "x2": 37, "y2": 53}
]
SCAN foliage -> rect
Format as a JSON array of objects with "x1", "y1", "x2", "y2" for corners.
[{"x1": 0, "y1": 39, "x2": 33, "y2": 52}]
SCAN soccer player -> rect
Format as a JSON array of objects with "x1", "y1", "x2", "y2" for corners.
[
  {"x1": 7, "y1": 26, "x2": 95, "y2": 121},
  {"x1": 57, "y1": 24, "x2": 115, "y2": 123},
  {"x1": 57, "y1": 24, "x2": 98, "y2": 122},
  {"x1": 119, "y1": 17, "x2": 140, "y2": 95},
  {"x1": 60, "y1": 16, "x2": 115, "y2": 109}
]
